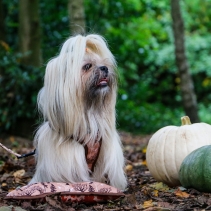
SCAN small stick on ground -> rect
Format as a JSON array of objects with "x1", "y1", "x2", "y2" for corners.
[{"x1": 0, "y1": 142, "x2": 21, "y2": 157}]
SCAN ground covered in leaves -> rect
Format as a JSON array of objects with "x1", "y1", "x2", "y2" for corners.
[{"x1": 0, "y1": 133, "x2": 211, "y2": 210}]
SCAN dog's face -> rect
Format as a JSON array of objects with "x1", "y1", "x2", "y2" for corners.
[
  {"x1": 39, "y1": 35, "x2": 118, "y2": 135},
  {"x1": 81, "y1": 52, "x2": 117, "y2": 107}
]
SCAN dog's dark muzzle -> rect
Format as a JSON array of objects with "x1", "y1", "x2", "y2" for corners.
[
  {"x1": 97, "y1": 66, "x2": 109, "y2": 87},
  {"x1": 99, "y1": 66, "x2": 108, "y2": 76}
]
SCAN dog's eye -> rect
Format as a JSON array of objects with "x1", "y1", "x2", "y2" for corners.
[{"x1": 83, "y1": 63, "x2": 92, "y2": 71}]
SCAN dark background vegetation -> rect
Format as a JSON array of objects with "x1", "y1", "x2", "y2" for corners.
[{"x1": 1, "y1": 0, "x2": 211, "y2": 137}]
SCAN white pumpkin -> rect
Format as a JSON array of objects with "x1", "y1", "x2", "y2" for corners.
[{"x1": 146, "y1": 116, "x2": 211, "y2": 186}]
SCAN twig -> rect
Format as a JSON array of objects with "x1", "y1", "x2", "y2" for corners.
[
  {"x1": 0, "y1": 142, "x2": 36, "y2": 158},
  {"x1": 0, "y1": 142, "x2": 21, "y2": 157}
]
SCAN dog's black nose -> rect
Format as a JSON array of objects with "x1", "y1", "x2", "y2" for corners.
[{"x1": 99, "y1": 66, "x2": 108, "y2": 74}]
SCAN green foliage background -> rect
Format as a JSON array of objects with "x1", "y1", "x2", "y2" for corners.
[{"x1": 1, "y1": 0, "x2": 211, "y2": 135}]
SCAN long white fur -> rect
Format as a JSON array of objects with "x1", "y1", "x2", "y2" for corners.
[{"x1": 29, "y1": 34, "x2": 127, "y2": 190}]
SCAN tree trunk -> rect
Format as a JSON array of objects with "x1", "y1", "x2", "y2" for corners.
[
  {"x1": 18, "y1": 0, "x2": 42, "y2": 67},
  {"x1": 171, "y1": 0, "x2": 200, "y2": 123},
  {"x1": 68, "y1": 0, "x2": 86, "y2": 35},
  {"x1": 0, "y1": 0, "x2": 5, "y2": 42}
]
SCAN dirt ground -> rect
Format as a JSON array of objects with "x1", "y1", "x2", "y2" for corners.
[{"x1": 0, "y1": 132, "x2": 210, "y2": 211}]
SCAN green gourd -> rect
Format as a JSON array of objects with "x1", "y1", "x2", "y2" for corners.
[{"x1": 179, "y1": 145, "x2": 211, "y2": 192}]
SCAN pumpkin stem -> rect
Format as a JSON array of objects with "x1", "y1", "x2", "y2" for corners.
[{"x1": 181, "y1": 116, "x2": 191, "y2": 125}]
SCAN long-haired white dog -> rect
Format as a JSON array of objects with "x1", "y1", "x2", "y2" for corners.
[{"x1": 29, "y1": 34, "x2": 127, "y2": 190}]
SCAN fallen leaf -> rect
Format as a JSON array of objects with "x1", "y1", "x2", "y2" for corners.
[
  {"x1": 153, "y1": 190, "x2": 159, "y2": 197},
  {"x1": 157, "y1": 201, "x2": 176, "y2": 209},
  {"x1": 1, "y1": 182, "x2": 7, "y2": 187},
  {"x1": 13, "y1": 169, "x2": 25, "y2": 183},
  {"x1": 178, "y1": 186, "x2": 187, "y2": 191},
  {"x1": 125, "y1": 164, "x2": 133, "y2": 171},
  {"x1": 133, "y1": 162, "x2": 143, "y2": 167},
  {"x1": 149, "y1": 182, "x2": 170, "y2": 192},
  {"x1": 197, "y1": 196, "x2": 208, "y2": 205},
  {"x1": 124, "y1": 194, "x2": 137, "y2": 205},
  {"x1": 142, "y1": 160, "x2": 147, "y2": 166},
  {"x1": 143, "y1": 199, "x2": 154, "y2": 208},
  {"x1": 135, "y1": 204, "x2": 143, "y2": 209},
  {"x1": 13, "y1": 169, "x2": 25, "y2": 178},
  {"x1": 174, "y1": 189, "x2": 189, "y2": 198},
  {"x1": 0, "y1": 206, "x2": 26, "y2": 211},
  {"x1": 142, "y1": 147, "x2": 147, "y2": 153}
]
